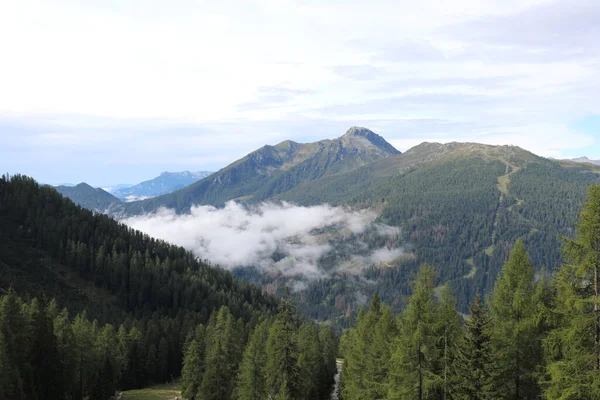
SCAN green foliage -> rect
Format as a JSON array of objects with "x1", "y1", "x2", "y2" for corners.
[
  {"x1": 54, "y1": 183, "x2": 121, "y2": 211},
  {"x1": 0, "y1": 175, "x2": 313, "y2": 399},
  {"x1": 544, "y1": 184, "x2": 600, "y2": 398},
  {"x1": 266, "y1": 297, "x2": 301, "y2": 399},
  {"x1": 489, "y1": 239, "x2": 543, "y2": 399},
  {"x1": 388, "y1": 265, "x2": 443, "y2": 400},
  {"x1": 452, "y1": 295, "x2": 496, "y2": 400},
  {"x1": 235, "y1": 320, "x2": 269, "y2": 400}
]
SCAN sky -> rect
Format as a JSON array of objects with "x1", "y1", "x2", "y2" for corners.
[{"x1": 1, "y1": 0, "x2": 600, "y2": 186}]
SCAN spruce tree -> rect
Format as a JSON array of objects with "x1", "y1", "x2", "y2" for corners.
[
  {"x1": 544, "y1": 184, "x2": 600, "y2": 398},
  {"x1": 266, "y1": 293, "x2": 300, "y2": 399},
  {"x1": 199, "y1": 306, "x2": 238, "y2": 400},
  {"x1": 435, "y1": 285, "x2": 461, "y2": 400},
  {"x1": 365, "y1": 298, "x2": 397, "y2": 399},
  {"x1": 388, "y1": 264, "x2": 441, "y2": 400},
  {"x1": 0, "y1": 290, "x2": 26, "y2": 400},
  {"x1": 297, "y1": 323, "x2": 322, "y2": 399},
  {"x1": 490, "y1": 239, "x2": 541, "y2": 399},
  {"x1": 452, "y1": 294, "x2": 496, "y2": 400},
  {"x1": 235, "y1": 320, "x2": 270, "y2": 400},
  {"x1": 181, "y1": 337, "x2": 204, "y2": 399}
]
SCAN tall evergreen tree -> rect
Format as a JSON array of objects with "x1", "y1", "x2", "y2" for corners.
[
  {"x1": 0, "y1": 290, "x2": 26, "y2": 400},
  {"x1": 266, "y1": 293, "x2": 300, "y2": 399},
  {"x1": 297, "y1": 323, "x2": 322, "y2": 399},
  {"x1": 25, "y1": 297, "x2": 63, "y2": 399},
  {"x1": 544, "y1": 184, "x2": 600, "y2": 398},
  {"x1": 199, "y1": 306, "x2": 238, "y2": 400},
  {"x1": 490, "y1": 239, "x2": 541, "y2": 399},
  {"x1": 388, "y1": 264, "x2": 441, "y2": 400},
  {"x1": 452, "y1": 294, "x2": 496, "y2": 400},
  {"x1": 435, "y1": 285, "x2": 461, "y2": 400},
  {"x1": 236, "y1": 320, "x2": 270, "y2": 400}
]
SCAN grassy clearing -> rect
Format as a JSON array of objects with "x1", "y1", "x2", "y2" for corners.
[
  {"x1": 121, "y1": 381, "x2": 181, "y2": 400},
  {"x1": 464, "y1": 257, "x2": 477, "y2": 279}
]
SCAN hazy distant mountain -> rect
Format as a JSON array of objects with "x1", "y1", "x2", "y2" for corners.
[
  {"x1": 54, "y1": 183, "x2": 121, "y2": 212},
  {"x1": 114, "y1": 126, "x2": 400, "y2": 213},
  {"x1": 566, "y1": 156, "x2": 600, "y2": 165},
  {"x1": 111, "y1": 171, "x2": 214, "y2": 201},
  {"x1": 102, "y1": 183, "x2": 133, "y2": 193}
]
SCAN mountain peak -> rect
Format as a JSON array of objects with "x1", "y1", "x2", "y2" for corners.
[
  {"x1": 343, "y1": 126, "x2": 375, "y2": 137},
  {"x1": 341, "y1": 126, "x2": 400, "y2": 155},
  {"x1": 74, "y1": 182, "x2": 94, "y2": 190}
]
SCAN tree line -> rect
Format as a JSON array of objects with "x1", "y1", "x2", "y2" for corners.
[
  {"x1": 339, "y1": 184, "x2": 600, "y2": 399},
  {"x1": 0, "y1": 289, "x2": 338, "y2": 400},
  {"x1": 181, "y1": 293, "x2": 338, "y2": 400}
]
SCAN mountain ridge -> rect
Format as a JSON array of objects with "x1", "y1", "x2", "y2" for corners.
[{"x1": 110, "y1": 126, "x2": 400, "y2": 215}]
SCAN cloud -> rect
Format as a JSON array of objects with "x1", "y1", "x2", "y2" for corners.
[
  {"x1": 122, "y1": 201, "x2": 403, "y2": 279},
  {"x1": 3, "y1": 0, "x2": 600, "y2": 184}
]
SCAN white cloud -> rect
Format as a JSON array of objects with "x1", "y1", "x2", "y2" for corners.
[
  {"x1": 122, "y1": 201, "x2": 402, "y2": 279},
  {"x1": 2, "y1": 0, "x2": 600, "y2": 183}
]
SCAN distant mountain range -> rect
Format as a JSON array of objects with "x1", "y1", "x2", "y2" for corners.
[
  {"x1": 106, "y1": 170, "x2": 214, "y2": 201},
  {"x1": 54, "y1": 170, "x2": 214, "y2": 210},
  {"x1": 565, "y1": 156, "x2": 600, "y2": 165}
]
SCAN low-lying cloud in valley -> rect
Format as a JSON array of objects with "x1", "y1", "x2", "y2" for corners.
[{"x1": 123, "y1": 201, "x2": 403, "y2": 279}]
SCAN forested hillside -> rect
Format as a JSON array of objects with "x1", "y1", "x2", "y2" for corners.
[
  {"x1": 55, "y1": 183, "x2": 121, "y2": 212},
  {"x1": 0, "y1": 175, "x2": 338, "y2": 399},
  {"x1": 339, "y1": 184, "x2": 600, "y2": 399},
  {"x1": 278, "y1": 143, "x2": 600, "y2": 319},
  {"x1": 48, "y1": 133, "x2": 600, "y2": 327}
]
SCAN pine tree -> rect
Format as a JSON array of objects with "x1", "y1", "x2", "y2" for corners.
[
  {"x1": 25, "y1": 297, "x2": 63, "y2": 399},
  {"x1": 199, "y1": 306, "x2": 238, "y2": 400},
  {"x1": 0, "y1": 290, "x2": 26, "y2": 400},
  {"x1": 435, "y1": 285, "x2": 461, "y2": 400},
  {"x1": 340, "y1": 294, "x2": 393, "y2": 400},
  {"x1": 236, "y1": 320, "x2": 270, "y2": 400},
  {"x1": 490, "y1": 239, "x2": 541, "y2": 399},
  {"x1": 544, "y1": 184, "x2": 600, "y2": 398},
  {"x1": 365, "y1": 298, "x2": 397, "y2": 399},
  {"x1": 388, "y1": 264, "x2": 441, "y2": 400},
  {"x1": 266, "y1": 293, "x2": 300, "y2": 399},
  {"x1": 318, "y1": 327, "x2": 338, "y2": 398},
  {"x1": 52, "y1": 307, "x2": 77, "y2": 399},
  {"x1": 452, "y1": 294, "x2": 496, "y2": 400},
  {"x1": 181, "y1": 336, "x2": 204, "y2": 399},
  {"x1": 297, "y1": 323, "x2": 322, "y2": 399},
  {"x1": 339, "y1": 308, "x2": 369, "y2": 400},
  {"x1": 0, "y1": 330, "x2": 9, "y2": 400}
]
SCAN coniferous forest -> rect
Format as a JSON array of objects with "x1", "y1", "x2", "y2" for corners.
[
  {"x1": 5, "y1": 174, "x2": 600, "y2": 399},
  {"x1": 0, "y1": 175, "x2": 336, "y2": 399},
  {"x1": 339, "y1": 184, "x2": 600, "y2": 400}
]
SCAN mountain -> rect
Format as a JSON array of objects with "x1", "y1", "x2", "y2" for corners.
[
  {"x1": 72, "y1": 128, "x2": 600, "y2": 325},
  {"x1": 54, "y1": 182, "x2": 121, "y2": 212},
  {"x1": 117, "y1": 133, "x2": 600, "y2": 323},
  {"x1": 111, "y1": 126, "x2": 400, "y2": 215},
  {"x1": 566, "y1": 156, "x2": 600, "y2": 165},
  {"x1": 275, "y1": 142, "x2": 600, "y2": 320},
  {"x1": 111, "y1": 170, "x2": 214, "y2": 201}
]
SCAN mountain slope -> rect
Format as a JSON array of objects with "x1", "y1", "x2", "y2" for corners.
[
  {"x1": 1, "y1": 175, "x2": 278, "y2": 321},
  {"x1": 272, "y1": 142, "x2": 600, "y2": 317},
  {"x1": 54, "y1": 182, "x2": 121, "y2": 211},
  {"x1": 112, "y1": 170, "x2": 214, "y2": 200},
  {"x1": 111, "y1": 127, "x2": 400, "y2": 215}
]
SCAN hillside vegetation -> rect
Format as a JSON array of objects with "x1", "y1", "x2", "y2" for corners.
[{"x1": 0, "y1": 175, "x2": 338, "y2": 399}]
